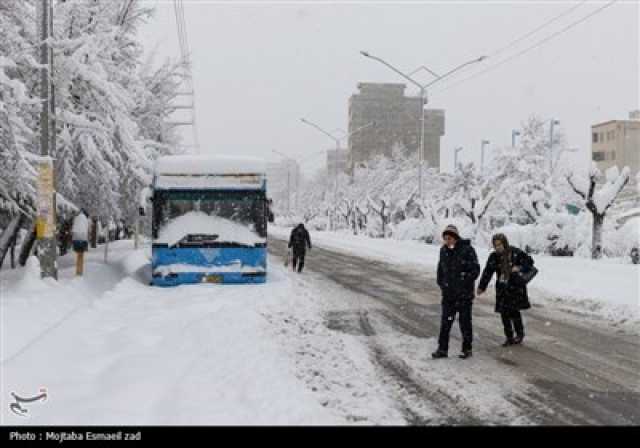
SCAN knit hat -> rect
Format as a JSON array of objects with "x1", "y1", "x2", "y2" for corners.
[{"x1": 442, "y1": 224, "x2": 460, "y2": 240}]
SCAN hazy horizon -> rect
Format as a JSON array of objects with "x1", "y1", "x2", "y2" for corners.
[{"x1": 140, "y1": 0, "x2": 639, "y2": 176}]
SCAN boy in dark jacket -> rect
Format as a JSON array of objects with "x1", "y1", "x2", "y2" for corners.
[
  {"x1": 433, "y1": 225, "x2": 480, "y2": 360},
  {"x1": 477, "y1": 233, "x2": 535, "y2": 346},
  {"x1": 288, "y1": 223, "x2": 312, "y2": 273}
]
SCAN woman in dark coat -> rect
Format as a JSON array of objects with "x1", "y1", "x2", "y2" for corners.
[{"x1": 477, "y1": 233, "x2": 535, "y2": 346}]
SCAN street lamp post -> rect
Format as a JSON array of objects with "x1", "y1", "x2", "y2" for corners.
[
  {"x1": 360, "y1": 51, "x2": 486, "y2": 205},
  {"x1": 481, "y1": 140, "x2": 490, "y2": 173},
  {"x1": 512, "y1": 130, "x2": 521, "y2": 148},
  {"x1": 549, "y1": 119, "x2": 560, "y2": 172},
  {"x1": 300, "y1": 119, "x2": 374, "y2": 230},
  {"x1": 454, "y1": 147, "x2": 463, "y2": 171}
]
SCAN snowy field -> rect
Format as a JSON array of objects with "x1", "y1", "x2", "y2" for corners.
[{"x1": 269, "y1": 226, "x2": 640, "y2": 332}]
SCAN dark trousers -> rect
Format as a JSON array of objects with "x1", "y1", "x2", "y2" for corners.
[
  {"x1": 438, "y1": 301, "x2": 473, "y2": 353},
  {"x1": 500, "y1": 309, "x2": 524, "y2": 340},
  {"x1": 292, "y1": 249, "x2": 306, "y2": 273}
]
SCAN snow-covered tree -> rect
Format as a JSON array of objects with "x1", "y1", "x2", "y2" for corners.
[
  {"x1": 443, "y1": 162, "x2": 496, "y2": 241},
  {"x1": 48, "y1": 0, "x2": 183, "y2": 224},
  {"x1": 566, "y1": 164, "x2": 630, "y2": 259},
  {"x1": 488, "y1": 117, "x2": 556, "y2": 225},
  {"x1": 0, "y1": 1, "x2": 40, "y2": 211}
]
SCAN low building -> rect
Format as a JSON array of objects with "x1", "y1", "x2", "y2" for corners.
[{"x1": 591, "y1": 110, "x2": 640, "y2": 181}]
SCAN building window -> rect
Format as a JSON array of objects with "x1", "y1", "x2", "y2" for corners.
[
  {"x1": 593, "y1": 133, "x2": 598, "y2": 143},
  {"x1": 610, "y1": 151, "x2": 616, "y2": 161},
  {"x1": 593, "y1": 151, "x2": 605, "y2": 161}
]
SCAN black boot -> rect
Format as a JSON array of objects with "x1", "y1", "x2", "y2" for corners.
[
  {"x1": 513, "y1": 335, "x2": 524, "y2": 345},
  {"x1": 431, "y1": 349, "x2": 448, "y2": 359},
  {"x1": 458, "y1": 349, "x2": 472, "y2": 359},
  {"x1": 502, "y1": 339, "x2": 515, "y2": 347}
]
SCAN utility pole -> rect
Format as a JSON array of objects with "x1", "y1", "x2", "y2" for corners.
[
  {"x1": 286, "y1": 166, "x2": 291, "y2": 216},
  {"x1": 480, "y1": 140, "x2": 490, "y2": 174},
  {"x1": 454, "y1": 147, "x2": 463, "y2": 171},
  {"x1": 295, "y1": 164, "x2": 299, "y2": 212},
  {"x1": 333, "y1": 141, "x2": 339, "y2": 230},
  {"x1": 419, "y1": 87, "x2": 426, "y2": 201},
  {"x1": 36, "y1": 0, "x2": 57, "y2": 279},
  {"x1": 512, "y1": 130, "x2": 520, "y2": 148},
  {"x1": 360, "y1": 51, "x2": 486, "y2": 204},
  {"x1": 549, "y1": 119, "x2": 560, "y2": 172}
]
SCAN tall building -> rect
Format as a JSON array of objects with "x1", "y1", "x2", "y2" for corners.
[
  {"x1": 591, "y1": 111, "x2": 640, "y2": 180},
  {"x1": 348, "y1": 82, "x2": 445, "y2": 172}
]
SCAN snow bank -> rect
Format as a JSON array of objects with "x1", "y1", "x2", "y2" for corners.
[
  {"x1": 156, "y1": 212, "x2": 266, "y2": 247},
  {"x1": 391, "y1": 218, "x2": 433, "y2": 241},
  {"x1": 14, "y1": 256, "x2": 50, "y2": 293},
  {"x1": 1, "y1": 244, "x2": 342, "y2": 425}
]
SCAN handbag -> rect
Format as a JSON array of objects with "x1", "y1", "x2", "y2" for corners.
[{"x1": 517, "y1": 265, "x2": 538, "y2": 284}]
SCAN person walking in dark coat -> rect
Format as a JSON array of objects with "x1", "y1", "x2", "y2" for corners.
[
  {"x1": 432, "y1": 224, "x2": 481, "y2": 360},
  {"x1": 288, "y1": 223, "x2": 312, "y2": 273},
  {"x1": 477, "y1": 233, "x2": 534, "y2": 346}
]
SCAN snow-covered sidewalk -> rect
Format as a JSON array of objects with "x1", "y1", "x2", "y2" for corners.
[
  {"x1": 269, "y1": 226, "x2": 640, "y2": 331},
  {"x1": 1, "y1": 242, "x2": 347, "y2": 425}
]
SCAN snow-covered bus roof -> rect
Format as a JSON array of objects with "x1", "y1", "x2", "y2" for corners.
[
  {"x1": 153, "y1": 155, "x2": 267, "y2": 190},
  {"x1": 155, "y1": 155, "x2": 267, "y2": 176}
]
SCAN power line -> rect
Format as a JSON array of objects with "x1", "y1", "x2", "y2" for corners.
[
  {"x1": 487, "y1": 0, "x2": 589, "y2": 59},
  {"x1": 432, "y1": 0, "x2": 619, "y2": 95}
]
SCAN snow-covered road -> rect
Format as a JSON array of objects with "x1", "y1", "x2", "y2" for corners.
[
  {"x1": 267, "y1": 234, "x2": 640, "y2": 425},
  {"x1": 1, "y1": 237, "x2": 638, "y2": 425}
]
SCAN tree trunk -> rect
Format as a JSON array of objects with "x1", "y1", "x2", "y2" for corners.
[
  {"x1": 18, "y1": 226, "x2": 37, "y2": 267},
  {"x1": 0, "y1": 215, "x2": 23, "y2": 269},
  {"x1": 10, "y1": 236, "x2": 16, "y2": 269},
  {"x1": 90, "y1": 217, "x2": 97, "y2": 248},
  {"x1": 592, "y1": 213, "x2": 605, "y2": 259}
]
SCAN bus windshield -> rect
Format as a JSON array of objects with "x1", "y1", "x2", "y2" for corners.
[{"x1": 153, "y1": 190, "x2": 266, "y2": 247}]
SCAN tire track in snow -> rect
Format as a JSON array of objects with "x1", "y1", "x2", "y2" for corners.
[{"x1": 268, "y1": 236, "x2": 640, "y2": 425}]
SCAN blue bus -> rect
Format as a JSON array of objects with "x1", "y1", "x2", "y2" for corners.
[{"x1": 150, "y1": 155, "x2": 268, "y2": 286}]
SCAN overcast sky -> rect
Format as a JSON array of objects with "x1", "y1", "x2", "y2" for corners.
[{"x1": 140, "y1": 0, "x2": 639, "y2": 175}]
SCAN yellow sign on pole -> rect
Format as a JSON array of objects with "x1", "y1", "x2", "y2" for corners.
[{"x1": 36, "y1": 159, "x2": 55, "y2": 239}]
